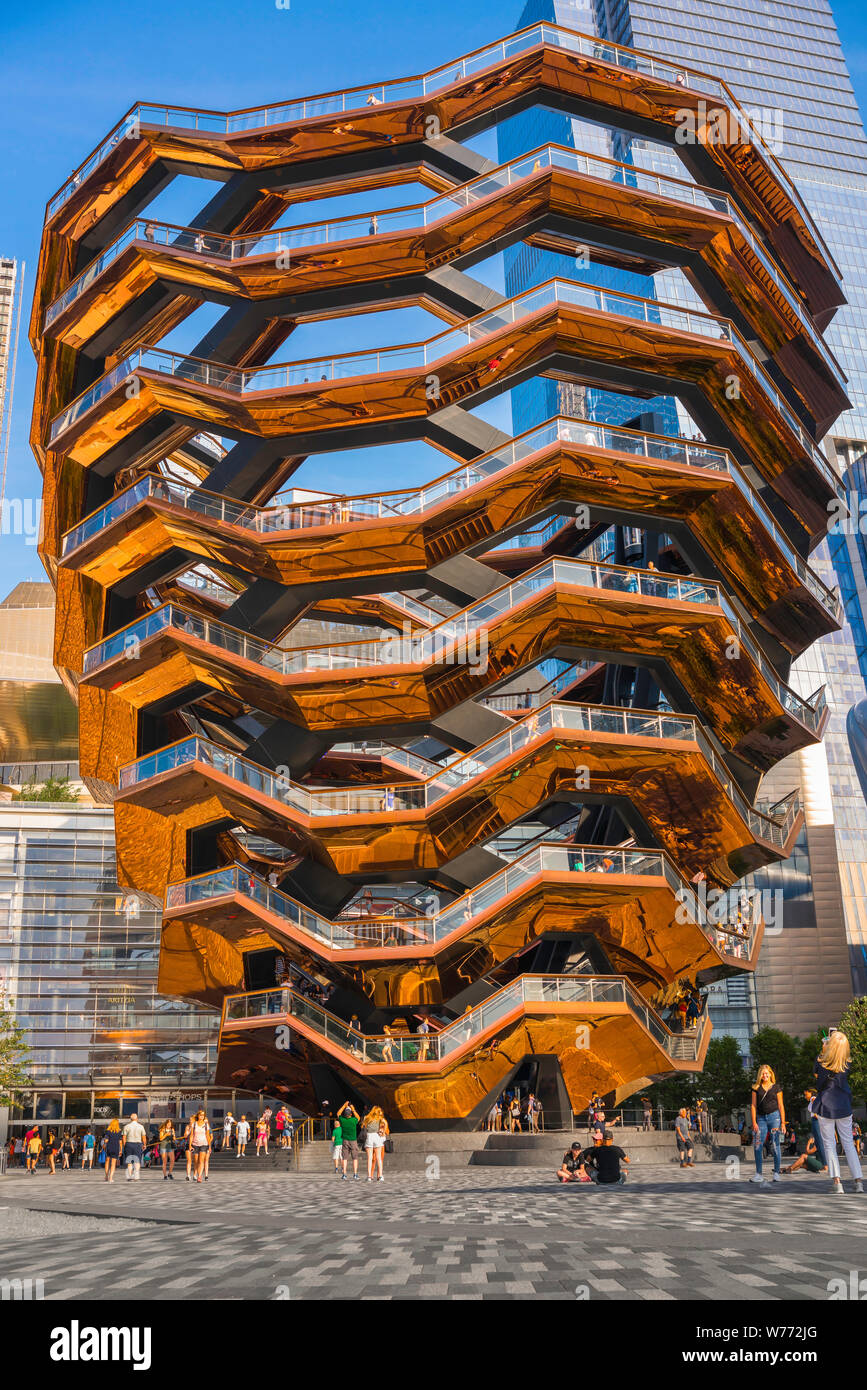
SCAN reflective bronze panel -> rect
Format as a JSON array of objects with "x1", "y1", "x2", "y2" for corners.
[
  {"x1": 43, "y1": 160, "x2": 847, "y2": 430},
  {"x1": 60, "y1": 433, "x2": 839, "y2": 659},
  {"x1": 48, "y1": 298, "x2": 838, "y2": 537},
  {"x1": 79, "y1": 573, "x2": 825, "y2": 786},
  {"x1": 164, "y1": 860, "x2": 762, "y2": 1006},
  {"x1": 215, "y1": 983, "x2": 711, "y2": 1126},
  {"x1": 110, "y1": 718, "x2": 801, "y2": 900}
]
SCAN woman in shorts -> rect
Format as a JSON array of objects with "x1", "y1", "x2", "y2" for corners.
[
  {"x1": 45, "y1": 1130, "x2": 60, "y2": 1175},
  {"x1": 159, "y1": 1119, "x2": 176, "y2": 1180},
  {"x1": 189, "y1": 1109, "x2": 212, "y2": 1184},
  {"x1": 256, "y1": 1115, "x2": 270, "y2": 1156},
  {"x1": 362, "y1": 1105, "x2": 389, "y2": 1182}
]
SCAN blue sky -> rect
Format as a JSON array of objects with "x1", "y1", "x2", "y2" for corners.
[{"x1": 1, "y1": 0, "x2": 865, "y2": 593}]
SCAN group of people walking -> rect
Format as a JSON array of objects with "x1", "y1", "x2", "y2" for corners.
[
  {"x1": 485, "y1": 1090, "x2": 542, "y2": 1132},
  {"x1": 10, "y1": 1105, "x2": 299, "y2": 1182}
]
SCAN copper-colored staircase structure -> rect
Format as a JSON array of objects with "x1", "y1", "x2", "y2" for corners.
[{"x1": 32, "y1": 22, "x2": 847, "y2": 1128}]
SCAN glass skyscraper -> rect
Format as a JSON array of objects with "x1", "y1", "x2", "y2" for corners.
[{"x1": 500, "y1": 0, "x2": 867, "y2": 1040}]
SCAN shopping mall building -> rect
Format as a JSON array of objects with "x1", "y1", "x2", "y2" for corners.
[{"x1": 0, "y1": 583, "x2": 274, "y2": 1143}]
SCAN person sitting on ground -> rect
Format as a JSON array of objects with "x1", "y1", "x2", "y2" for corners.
[
  {"x1": 556, "y1": 1142, "x2": 590, "y2": 1184},
  {"x1": 586, "y1": 1132, "x2": 629, "y2": 1186},
  {"x1": 782, "y1": 1134, "x2": 826, "y2": 1175}
]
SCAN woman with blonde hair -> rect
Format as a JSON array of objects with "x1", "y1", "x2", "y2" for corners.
[
  {"x1": 814, "y1": 1030, "x2": 863, "y2": 1194},
  {"x1": 103, "y1": 1120, "x2": 121, "y2": 1184},
  {"x1": 749, "y1": 1063, "x2": 786, "y2": 1184},
  {"x1": 362, "y1": 1105, "x2": 389, "y2": 1182}
]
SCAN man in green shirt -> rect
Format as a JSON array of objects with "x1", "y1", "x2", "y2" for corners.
[{"x1": 338, "y1": 1102, "x2": 360, "y2": 1181}]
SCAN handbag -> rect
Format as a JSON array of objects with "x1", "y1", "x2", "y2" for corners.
[
  {"x1": 357, "y1": 1126, "x2": 368, "y2": 1147},
  {"x1": 98, "y1": 1149, "x2": 106, "y2": 1166},
  {"x1": 384, "y1": 1137, "x2": 394, "y2": 1154}
]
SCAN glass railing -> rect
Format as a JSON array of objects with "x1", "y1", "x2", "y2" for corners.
[
  {"x1": 487, "y1": 514, "x2": 575, "y2": 551},
  {"x1": 59, "y1": 414, "x2": 839, "y2": 623},
  {"x1": 168, "y1": 843, "x2": 760, "y2": 960},
  {"x1": 220, "y1": 971, "x2": 709, "y2": 1063},
  {"x1": 46, "y1": 20, "x2": 833, "y2": 282},
  {"x1": 46, "y1": 277, "x2": 842, "y2": 500},
  {"x1": 85, "y1": 555, "x2": 827, "y2": 734},
  {"x1": 118, "y1": 701, "x2": 802, "y2": 851},
  {"x1": 325, "y1": 740, "x2": 442, "y2": 780},
  {"x1": 46, "y1": 142, "x2": 841, "y2": 391},
  {"x1": 480, "y1": 659, "x2": 595, "y2": 711}
]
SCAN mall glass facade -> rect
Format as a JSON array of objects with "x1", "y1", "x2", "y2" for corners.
[{"x1": 0, "y1": 800, "x2": 226, "y2": 1139}]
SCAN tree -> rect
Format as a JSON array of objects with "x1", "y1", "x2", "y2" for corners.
[
  {"x1": 797, "y1": 1028, "x2": 825, "y2": 1093},
  {"x1": 696, "y1": 1035, "x2": 747, "y2": 1118},
  {"x1": 13, "y1": 776, "x2": 79, "y2": 803},
  {"x1": 0, "y1": 994, "x2": 30, "y2": 1106},
  {"x1": 642, "y1": 1073, "x2": 696, "y2": 1114},
  {"x1": 839, "y1": 997, "x2": 867, "y2": 1104}
]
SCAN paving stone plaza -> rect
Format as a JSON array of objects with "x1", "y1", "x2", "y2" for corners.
[{"x1": 1, "y1": 1153, "x2": 865, "y2": 1302}]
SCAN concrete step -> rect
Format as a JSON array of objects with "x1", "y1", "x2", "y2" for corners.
[{"x1": 293, "y1": 1131, "x2": 740, "y2": 1172}]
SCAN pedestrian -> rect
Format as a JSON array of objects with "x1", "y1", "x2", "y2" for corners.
[
  {"x1": 26, "y1": 1130, "x2": 43, "y2": 1174},
  {"x1": 182, "y1": 1119, "x2": 194, "y2": 1180},
  {"x1": 331, "y1": 1115, "x2": 344, "y2": 1174},
  {"x1": 189, "y1": 1108, "x2": 212, "y2": 1184},
  {"x1": 641, "y1": 1096, "x2": 653, "y2": 1131},
  {"x1": 61, "y1": 1133, "x2": 75, "y2": 1169},
  {"x1": 122, "y1": 1112, "x2": 147, "y2": 1181},
  {"x1": 588, "y1": 1092, "x2": 601, "y2": 1132},
  {"x1": 222, "y1": 1111, "x2": 235, "y2": 1152},
  {"x1": 675, "y1": 1107, "x2": 695, "y2": 1167},
  {"x1": 813, "y1": 1030, "x2": 864, "y2": 1194},
  {"x1": 256, "y1": 1114, "x2": 270, "y2": 1156},
  {"x1": 338, "y1": 1101, "x2": 361, "y2": 1181},
  {"x1": 486, "y1": 1099, "x2": 500, "y2": 1132},
  {"x1": 508, "y1": 1094, "x2": 521, "y2": 1132},
  {"x1": 749, "y1": 1063, "x2": 786, "y2": 1184},
  {"x1": 236, "y1": 1114, "x2": 251, "y2": 1157},
  {"x1": 81, "y1": 1129, "x2": 96, "y2": 1170},
  {"x1": 363, "y1": 1105, "x2": 389, "y2": 1181},
  {"x1": 103, "y1": 1120, "x2": 121, "y2": 1183},
  {"x1": 586, "y1": 1132, "x2": 630, "y2": 1186},
  {"x1": 159, "y1": 1119, "x2": 176, "y2": 1179},
  {"x1": 275, "y1": 1106, "x2": 286, "y2": 1148},
  {"x1": 526, "y1": 1092, "x2": 541, "y2": 1133},
  {"x1": 45, "y1": 1130, "x2": 59, "y2": 1175},
  {"x1": 14, "y1": 1135, "x2": 24, "y2": 1167}
]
